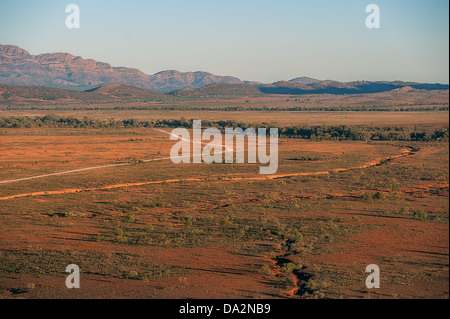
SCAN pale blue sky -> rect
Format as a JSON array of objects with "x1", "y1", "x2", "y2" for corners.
[{"x1": 0, "y1": 0, "x2": 448, "y2": 83}]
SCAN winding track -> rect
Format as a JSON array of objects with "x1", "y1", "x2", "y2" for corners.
[
  {"x1": 0, "y1": 128, "x2": 231, "y2": 186},
  {"x1": 0, "y1": 139, "x2": 417, "y2": 201}
]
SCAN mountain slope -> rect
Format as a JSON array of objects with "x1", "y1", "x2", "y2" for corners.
[
  {"x1": 0, "y1": 45, "x2": 243, "y2": 92},
  {"x1": 1, "y1": 45, "x2": 448, "y2": 95},
  {"x1": 0, "y1": 83, "x2": 167, "y2": 104},
  {"x1": 259, "y1": 80, "x2": 448, "y2": 95},
  {"x1": 289, "y1": 76, "x2": 320, "y2": 84},
  {"x1": 85, "y1": 84, "x2": 166, "y2": 99},
  {"x1": 170, "y1": 83, "x2": 263, "y2": 98}
]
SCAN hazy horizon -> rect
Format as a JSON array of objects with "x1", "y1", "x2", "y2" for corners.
[{"x1": 0, "y1": 0, "x2": 448, "y2": 84}]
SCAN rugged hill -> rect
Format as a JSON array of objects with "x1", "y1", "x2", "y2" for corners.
[
  {"x1": 1, "y1": 45, "x2": 448, "y2": 96},
  {"x1": 85, "y1": 84, "x2": 166, "y2": 99},
  {"x1": 289, "y1": 76, "x2": 320, "y2": 84},
  {"x1": 0, "y1": 83, "x2": 167, "y2": 104},
  {"x1": 174, "y1": 81, "x2": 448, "y2": 97},
  {"x1": 0, "y1": 45, "x2": 243, "y2": 92},
  {"x1": 1, "y1": 82, "x2": 448, "y2": 108},
  {"x1": 170, "y1": 83, "x2": 263, "y2": 98},
  {"x1": 259, "y1": 80, "x2": 448, "y2": 95}
]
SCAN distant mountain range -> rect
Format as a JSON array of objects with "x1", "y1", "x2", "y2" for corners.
[
  {"x1": 0, "y1": 44, "x2": 448, "y2": 95},
  {"x1": 0, "y1": 45, "x2": 242, "y2": 92}
]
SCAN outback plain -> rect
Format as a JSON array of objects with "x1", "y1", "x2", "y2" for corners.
[{"x1": 0, "y1": 84, "x2": 448, "y2": 299}]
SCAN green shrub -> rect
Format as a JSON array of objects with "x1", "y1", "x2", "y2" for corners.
[
  {"x1": 185, "y1": 217, "x2": 193, "y2": 227},
  {"x1": 125, "y1": 213, "x2": 135, "y2": 223},
  {"x1": 261, "y1": 265, "x2": 272, "y2": 276},
  {"x1": 413, "y1": 210, "x2": 428, "y2": 220},
  {"x1": 114, "y1": 228, "x2": 124, "y2": 236}
]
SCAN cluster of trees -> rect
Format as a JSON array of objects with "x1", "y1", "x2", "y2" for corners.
[
  {"x1": 277, "y1": 125, "x2": 448, "y2": 142},
  {"x1": 2, "y1": 104, "x2": 448, "y2": 112},
  {"x1": 255, "y1": 106, "x2": 449, "y2": 112},
  {"x1": 0, "y1": 115, "x2": 448, "y2": 142},
  {"x1": 106, "y1": 104, "x2": 449, "y2": 112}
]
